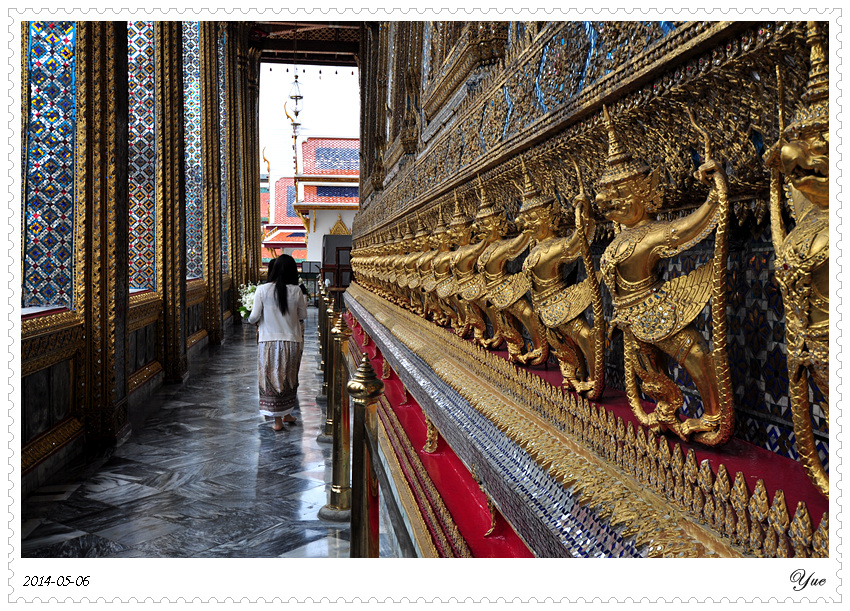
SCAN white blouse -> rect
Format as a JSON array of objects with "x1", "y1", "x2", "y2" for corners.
[{"x1": 247, "y1": 283, "x2": 307, "y2": 343}]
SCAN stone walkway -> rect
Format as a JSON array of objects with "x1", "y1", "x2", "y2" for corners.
[{"x1": 21, "y1": 306, "x2": 352, "y2": 558}]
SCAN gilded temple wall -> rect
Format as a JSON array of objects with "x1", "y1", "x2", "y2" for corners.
[
  {"x1": 21, "y1": 22, "x2": 263, "y2": 495},
  {"x1": 353, "y1": 21, "x2": 828, "y2": 468}
]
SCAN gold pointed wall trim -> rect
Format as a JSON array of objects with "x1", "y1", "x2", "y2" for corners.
[
  {"x1": 346, "y1": 282, "x2": 827, "y2": 558},
  {"x1": 329, "y1": 213, "x2": 351, "y2": 235}
]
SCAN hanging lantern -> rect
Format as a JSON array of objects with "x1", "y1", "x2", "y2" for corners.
[{"x1": 289, "y1": 73, "x2": 303, "y2": 117}]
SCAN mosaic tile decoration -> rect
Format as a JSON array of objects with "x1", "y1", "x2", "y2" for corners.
[
  {"x1": 218, "y1": 26, "x2": 228, "y2": 275},
  {"x1": 286, "y1": 186, "x2": 297, "y2": 217},
  {"x1": 23, "y1": 21, "x2": 76, "y2": 308},
  {"x1": 316, "y1": 186, "x2": 358, "y2": 199},
  {"x1": 301, "y1": 137, "x2": 359, "y2": 175},
  {"x1": 236, "y1": 92, "x2": 244, "y2": 252},
  {"x1": 272, "y1": 177, "x2": 301, "y2": 222},
  {"x1": 303, "y1": 185, "x2": 359, "y2": 204},
  {"x1": 127, "y1": 21, "x2": 156, "y2": 291},
  {"x1": 263, "y1": 229, "x2": 306, "y2": 246},
  {"x1": 183, "y1": 21, "x2": 203, "y2": 279},
  {"x1": 260, "y1": 190, "x2": 269, "y2": 222},
  {"x1": 263, "y1": 176, "x2": 307, "y2": 251}
]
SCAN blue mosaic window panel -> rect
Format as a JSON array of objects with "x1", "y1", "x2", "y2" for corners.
[
  {"x1": 218, "y1": 26, "x2": 229, "y2": 275},
  {"x1": 23, "y1": 22, "x2": 76, "y2": 308},
  {"x1": 287, "y1": 186, "x2": 296, "y2": 217},
  {"x1": 316, "y1": 186, "x2": 359, "y2": 199},
  {"x1": 183, "y1": 21, "x2": 203, "y2": 279},
  {"x1": 128, "y1": 21, "x2": 156, "y2": 291},
  {"x1": 315, "y1": 147, "x2": 359, "y2": 172}
]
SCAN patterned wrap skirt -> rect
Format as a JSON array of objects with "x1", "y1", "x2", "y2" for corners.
[{"x1": 257, "y1": 340, "x2": 303, "y2": 417}]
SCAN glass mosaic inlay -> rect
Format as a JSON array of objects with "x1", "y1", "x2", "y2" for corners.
[
  {"x1": 23, "y1": 21, "x2": 76, "y2": 308},
  {"x1": 183, "y1": 21, "x2": 203, "y2": 279},
  {"x1": 316, "y1": 186, "x2": 359, "y2": 199},
  {"x1": 314, "y1": 147, "x2": 359, "y2": 171},
  {"x1": 218, "y1": 26, "x2": 229, "y2": 274},
  {"x1": 128, "y1": 21, "x2": 156, "y2": 291}
]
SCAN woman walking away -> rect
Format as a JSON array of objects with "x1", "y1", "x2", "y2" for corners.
[{"x1": 247, "y1": 254, "x2": 308, "y2": 430}]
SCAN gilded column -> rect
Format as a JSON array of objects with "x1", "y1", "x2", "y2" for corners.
[
  {"x1": 223, "y1": 23, "x2": 241, "y2": 312},
  {"x1": 358, "y1": 24, "x2": 370, "y2": 189},
  {"x1": 319, "y1": 313, "x2": 353, "y2": 521},
  {"x1": 234, "y1": 25, "x2": 250, "y2": 289},
  {"x1": 245, "y1": 47, "x2": 262, "y2": 282},
  {"x1": 200, "y1": 22, "x2": 223, "y2": 344},
  {"x1": 156, "y1": 22, "x2": 188, "y2": 382},
  {"x1": 242, "y1": 42, "x2": 262, "y2": 284},
  {"x1": 348, "y1": 354, "x2": 384, "y2": 558},
  {"x1": 75, "y1": 21, "x2": 130, "y2": 441},
  {"x1": 372, "y1": 23, "x2": 388, "y2": 189}
]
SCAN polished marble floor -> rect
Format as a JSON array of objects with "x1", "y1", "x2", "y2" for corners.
[{"x1": 21, "y1": 307, "x2": 354, "y2": 558}]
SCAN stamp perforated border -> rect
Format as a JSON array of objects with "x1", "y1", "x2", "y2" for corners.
[{"x1": 5, "y1": 4, "x2": 843, "y2": 604}]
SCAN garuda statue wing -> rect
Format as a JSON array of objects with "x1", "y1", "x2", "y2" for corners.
[{"x1": 617, "y1": 263, "x2": 714, "y2": 344}]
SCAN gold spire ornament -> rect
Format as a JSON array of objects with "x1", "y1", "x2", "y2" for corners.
[
  {"x1": 449, "y1": 190, "x2": 471, "y2": 227},
  {"x1": 597, "y1": 106, "x2": 662, "y2": 214},
  {"x1": 766, "y1": 21, "x2": 829, "y2": 497},
  {"x1": 328, "y1": 213, "x2": 351, "y2": 235}
]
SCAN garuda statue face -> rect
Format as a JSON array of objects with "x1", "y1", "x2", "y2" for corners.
[
  {"x1": 595, "y1": 169, "x2": 662, "y2": 227},
  {"x1": 780, "y1": 129, "x2": 828, "y2": 209}
]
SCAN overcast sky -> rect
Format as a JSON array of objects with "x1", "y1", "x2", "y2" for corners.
[{"x1": 258, "y1": 63, "x2": 360, "y2": 179}]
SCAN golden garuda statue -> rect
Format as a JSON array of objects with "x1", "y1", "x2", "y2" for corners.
[
  {"x1": 374, "y1": 236, "x2": 393, "y2": 300},
  {"x1": 434, "y1": 197, "x2": 479, "y2": 338},
  {"x1": 403, "y1": 216, "x2": 430, "y2": 316},
  {"x1": 475, "y1": 175, "x2": 549, "y2": 365},
  {"x1": 448, "y1": 189, "x2": 504, "y2": 350},
  {"x1": 519, "y1": 157, "x2": 605, "y2": 398},
  {"x1": 423, "y1": 209, "x2": 464, "y2": 329},
  {"x1": 415, "y1": 214, "x2": 445, "y2": 323},
  {"x1": 384, "y1": 232, "x2": 400, "y2": 300},
  {"x1": 360, "y1": 236, "x2": 382, "y2": 297},
  {"x1": 394, "y1": 222, "x2": 416, "y2": 304},
  {"x1": 765, "y1": 22, "x2": 829, "y2": 497},
  {"x1": 596, "y1": 105, "x2": 734, "y2": 446}
]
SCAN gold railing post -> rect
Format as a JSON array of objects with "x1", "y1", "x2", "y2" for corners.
[
  {"x1": 318, "y1": 287, "x2": 328, "y2": 369},
  {"x1": 316, "y1": 283, "x2": 325, "y2": 338},
  {"x1": 316, "y1": 287, "x2": 334, "y2": 443},
  {"x1": 348, "y1": 354, "x2": 384, "y2": 558},
  {"x1": 316, "y1": 284, "x2": 325, "y2": 360},
  {"x1": 320, "y1": 297, "x2": 336, "y2": 437},
  {"x1": 319, "y1": 290, "x2": 331, "y2": 387},
  {"x1": 319, "y1": 313, "x2": 353, "y2": 521}
]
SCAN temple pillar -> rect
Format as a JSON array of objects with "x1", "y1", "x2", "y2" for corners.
[
  {"x1": 155, "y1": 22, "x2": 188, "y2": 382},
  {"x1": 200, "y1": 22, "x2": 223, "y2": 344},
  {"x1": 223, "y1": 23, "x2": 262, "y2": 295},
  {"x1": 75, "y1": 21, "x2": 130, "y2": 443},
  {"x1": 241, "y1": 40, "x2": 262, "y2": 284},
  {"x1": 222, "y1": 23, "x2": 241, "y2": 313}
]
